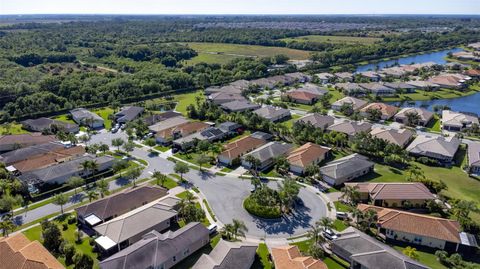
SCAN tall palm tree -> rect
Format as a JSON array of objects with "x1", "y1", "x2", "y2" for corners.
[
  {"x1": 0, "y1": 218, "x2": 16, "y2": 236},
  {"x1": 96, "y1": 179, "x2": 109, "y2": 198},
  {"x1": 53, "y1": 194, "x2": 69, "y2": 215},
  {"x1": 232, "y1": 219, "x2": 248, "y2": 240},
  {"x1": 317, "y1": 217, "x2": 333, "y2": 232},
  {"x1": 86, "y1": 190, "x2": 98, "y2": 202},
  {"x1": 245, "y1": 155, "x2": 261, "y2": 176},
  {"x1": 152, "y1": 170, "x2": 166, "y2": 187},
  {"x1": 221, "y1": 223, "x2": 235, "y2": 241},
  {"x1": 307, "y1": 223, "x2": 325, "y2": 246},
  {"x1": 340, "y1": 185, "x2": 360, "y2": 205}
]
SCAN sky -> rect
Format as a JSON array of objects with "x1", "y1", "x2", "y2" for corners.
[{"x1": 1, "y1": 0, "x2": 479, "y2": 15}]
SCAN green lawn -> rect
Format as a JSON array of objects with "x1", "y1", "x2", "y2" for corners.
[
  {"x1": 253, "y1": 243, "x2": 273, "y2": 269},
  {"x1": 392, "y1": 245, "x2": 447, "y2": 269},
  {"x1": 323, "y1": 257, "x2": 349, "y2": 269},
  {"x1": 183, "y1": 42, "x2": 311, "y2": 65},
  {"x1": 176, "y1": 190, "x2": 189, "y2": 199},
  {"x1": 226, "y1": 130, "x2": 251, "y2": 143},
  {"x1": 152, "y1": 177, "x2": 178, "y2": 189},
  {"x1": 426, "y1": 115, "x2": 441, "y2": 132},
  {"x1": 0, "y1": 122, "x2": 29, "y2": 135},
  {"x1": 174, "y1": 152, "x2": 214, "y2": 168},
  {"x1": 332, "y1": 219, "x2": 348, "y2": 232},
  {"x1": 174, "y1": 90, "x2": 204, "y2": 116},
  {"x1": 154, "y1": 145, "x2": 171, "y2": 152},
  {"x1": 92, "y1": 107, "x2": 114, "y2": 129},
  {"x1": 52, "y1": 114, "x2": 76, "y2": 124},
  {"x1": 382, "y1": 86, "x2": 480, "y2": 102},
  {"x1": 281, "y1": 35, "x2": 383, "y2": 45},
  {"x1": 334, "y1": 201, "x2": 354, "y2": 212},
  {"x1": 282, "y1": 114, "x2": 302, "y2": 129},
  {"x1": 23, "y1": 213, "x2": 99, "y2": 269}
]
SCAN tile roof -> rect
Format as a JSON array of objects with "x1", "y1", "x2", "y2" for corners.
[
  {"x1": 0, "y1": 133, "x2": 57, "y2": 148},
  {"x1": 442, "y1": 110, "x2": 479, "y2": 128},
  {"x1": 406, "y1": 135, "x2": 460, "y2": 159},
  {"x1": 0, "y1": 142, "x2": 65, "y2": 165},
  {"x1": 21, "y1": 117, "x2": 78, "y2": 132},
  {"x1": 70, "y1": 108, "x2": 103, "y2": 122},
  {"x1": 100, "y1": 222, "x2": 209, "y2": 269},
  {"x1": 193, "y1": 239, "x2": 258, "y2": 269},
  {"x1": 143, "y1": 111, "x2": 182, "y2": 126},
  {"x1": 327, "y1": 120, "x2": 372, "y2": 136},
  {"x1": 285, "y1": 90, "x2": 319, "y2": 102},
  {"x1": 219, "y1": 136, "x2": 267, "y2": 161},
  {"x1": 155, "y1": 121, "x2": 209, "y2": 140},
  {"x1": 467, "y1": 142, "x2": 480, "y2": 167},
  {"x1": 209, "y1": 92, "x2": 246, "y2": 104},
  {"x1": 360, "y1": 103, "x2": 398, "y2": 118},
  {"x1": 0, "y1": 233, "x2": 65, "y2": 269},
  {"x1": 148, "y1": 116, "x2": 189, "y2": 133},
  {"x1": 220, "y1": 100, "x2": 260, "y2": 112},
  {"x1": 357, "y1": 204, "x2": 461, "y2": 243},
  {"x1": 243, "y1": 142, "x2": 293, "y2": 163},
  {"x1": 332, "y1": 97, "x2": 368, "y2": 110},
  {"x1": 76, "y1": 185, "x2": 168, "y2": 221},
  {"x1": 394, "y1": 107, "x2": 434, "y2": 123},
  {"x1": 345, "y1": 182, "x2": 435, "y2": 201},
  {"x1": 287, "y1": 142, "x2": 330, "y2": 168},
  {"x1": 115, "y1": 106, "x2": 144, "y2": 122},
  {"x1": 296, "y1": 113, "x2": 335, "y2": 129},
  {"x1": 271, "y1": 245, "x2": 328, "y2": 269},
  {"x1": 428, "y1": 74, "x2": 464, "y2": 88},
  {"x1": 13, "y1": 146, "x2": 85, "y2": 172},
  {"x1": 370, "y1": 127, "x2": 414, "y2": 147},
  {"x1": 253, "y1": 106, "x2": 291, "y2": 121},
  {"x1": 332, "y1": 227, "x2": 430, "y2": 269},
  {"x1": 320, "y1": 154, "x2": 374, "y2": 180}
]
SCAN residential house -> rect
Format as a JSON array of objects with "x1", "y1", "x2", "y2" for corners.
[
  {"x1": 467, "y1": 142, "x2": 480, "y2": 175},
  {"x1": 208, "y1": 92, "x2": 246, "y2": 105},
  {"x1": 155, "y1": 121, "x2": 210, "y2": 144},
  {"x1": 334, "y1": 72, "x2": 354, "y2": 82},
  {"x1": 465, "y1": 69, "x2": 480, "y2": 79},
  {"x1": 332, "y1": 227, "x2": 430, "y2": 269},
  {"x1": 380, "y1": 67, "x2": 408, "y2": 78},
  {"x1": 285, "y1": 90, "x2": 320, "y2": 105},
  {"x1": 0, "y1": 141, "x2": 66, "y2": 166},
  {"x1": 285, "y1": 72, "x2": 312, "y2": 83},
  {"x1": 383, "y1": 82, "x2": 417, "y2": 93},
  {"x1": 0, "y1": 133, "x2": 57, "y2": 153},
  {"x1": 19, "y1": 154, "x2": 115, "y2": 186},
  {"x1": 76, "y1": 185, "x2": 168, "y2": 227},
  {"x1": 0, "y1": 233, "x2": 65, "y2": 269},
  {"x1": 11, "y1": 145, "x2": 85, "y2": 173},
  {"x1": 241, "y1": 142, "x2": 293, "y2": 171},
  {"x1": 218, "y1": 135, "x2": 267, "y2": 166},
  {"x1": 320, "y1": 154, "x2": 374, "y2": 186},
  {"x1": 358, "y1": 71, "x2": 381, "y2": 82},
  {"x1": 70, "y1": 108, "x2": 104, "y2": 129},
  {"x1": 326, "y1": 120, "x2": 373, "y2": 138},
  {"x1": 115, "y1": 106, "x2": 144, "y2": 124},
  {"x1": 441, "y1": 110, "x2": 479, "y2": 131},
  {"x1": 296, "y1": 113, "x2": 335, "y2": 130},
  {"x1": 250, "y1": 77, "x2": 277, "y2": 89},
  {"x1": 316, "y1": 72, "x2": 334, "y2": 84},
  {"x1": 250, "y1": 131, "x2": 273, "y2": 141},
  {"x1": 370, "y1": 127, "x2": 414, "y2": 148},
  {"x1": 94, "y1": 197, "x2": 180, "y2": 254},
  {"x1": 428, "y1": 74, "x2": 469, "y2": 89},
  {"x1": 271, "y1": 245, "x2": 328, "y2": 269},
  {"x1": 148, "y1": 116, "x2": 189, "y2": 134},
  {"x1": 406, "y1": 80, "x2": 440, "y2": 91},
  {"x1": 143, "y1": 111, "x2": 182, "y2": 126},
  {"x1": 221, "y1": 100, "x2": 260, "y2": 112},
  {"x1": 360, "y1": 103, "x2": 398, "y2": 120},
  {"x1": 357, "y1": 204, "x2": 477, "y2": 252},
  {"x1": 331, "y1": 96, "x2": 368, "y2": 111},
  {"x1": 100, "y1": 222, "x2": 209, "y2": 269},
  {"x1": 218, "y1": 121, "x2": 242, "y2": 135},
  {"x1": 21, "y1": 117, "x2": 79, "y2": 133},
  {"x1": 335, "y1": 83, "x2": 367, "y2": 96},
  {"x1": 287, "y1": 142, "x2": 330, "y2": 174},
  {"x1": 406, "y1": 135, "x2": 460, "y2": 164},
  {"x1": 253, "y1": 106, "x2": 291, "y2": 122},
  {"x1": 193, "y1": 239, "x2": 258, "y2": 269},
  {"x1": 394, "y1": 107, "x2": 434, "y2": 127},
  {"x1": 452, "y1": 51, "x2": 480, "y2": 62},
  {"x1": 358, "y1": 83, "x2": 396, "y2": 96},
  {"x1": 172, "y1": 127, "x2": 225, "y2": 150},
  {"x1": 468, "y1": 42, "x2": 480, "y2": 51},
  {"x1": 345, "y1": 182, "x2": 435, "y2": 208}
]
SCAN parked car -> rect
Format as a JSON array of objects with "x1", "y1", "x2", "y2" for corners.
[
  {"x1": 336, "y1": 211, "x2": 348, "y2": 220},
  {"x1": 208, "y1": 224, "x2": 218, "y2": 235},
  {"x1": 323, "y1": 228, "x2": 338, "y2": 240},
  {"x1": 111, "y1": 127, "x2": 118, "y2": 133}
]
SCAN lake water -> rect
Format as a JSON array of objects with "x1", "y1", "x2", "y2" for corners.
[
  {"x1": 388, "y1": 92, "x2": 480, "y2": 116},
  {"x1": 356, "y1": 47, "x2": 464, "y2": 72}
]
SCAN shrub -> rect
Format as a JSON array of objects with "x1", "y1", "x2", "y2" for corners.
[
  {"x1": 67, "y1": 215, "x2": 76, "y2": 224},
  {"x1": 62, "y1": 223, "x2": 68, "y2": 231},
  {"x1": 243, "y1": 196, "x2": 281, "y2": 219},
  {"x1": 63, "y1": 243, "x2": 76, "y2": 266}
]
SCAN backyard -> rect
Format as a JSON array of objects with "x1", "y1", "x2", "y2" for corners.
[{"x1": 174, "y1": 90, "x2": 204, "y2": 116}]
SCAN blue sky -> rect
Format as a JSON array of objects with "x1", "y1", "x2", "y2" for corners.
[{"x1": 1, "y1": 0, "x2": 479, "y2": 15}]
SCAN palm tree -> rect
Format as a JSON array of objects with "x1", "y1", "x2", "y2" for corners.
[
  {"x1": 307, "y1": 223, "x2": 325, "y2": 246},
  {"x1": 304, "y1": 164, "x2": 320, "y2": 182},
  {"x1": 96, "y1": 179, "x2": 109, "y2": 198},
  {"x1": 221, "y1": 223, "x2": 235, "y2": 241},
  {"x1": 152, "y1": 170, "x2": 166, "y2": 187},
  {"x1": 53, "y1": 193, "x2": 69, "y2": 215},
  {"x1": 231, "y1": 219, "x2": 248, "y2": 240},
  {"x1": 403, "y1": 246, "x2": 419, "y2": 261},
  {"x1": 67, "y1": 176, "x2": 85, "y2": 195},
  {"x1": 405, "y1": 112, "x2": 421, "y2": 127},
  {"x1": 0, "y1": 217, "x2": 16, "y2": 236},
  {"x1": 317, "y1": 217, "x2": 333, "y2": 232},
  {"x1": 86, "y1": 190, "x2": 99, "y2": 202},
  {"x1": 340, "y1": 185, "x2": 360, "y2": 205},
  {"x1": 245, "y1": 155, "x2": 261, "y2": 177},
  {"x1": 112, "y1": 138, "x2": 125, "y2": 152},
  {"x1": 127, "y1": 168, "x2": 142, "y2": 187},
  {"x1": 174, "y1": 162, "x2": 190, "y2": 181},
  {"x1": 406, "y1": 165, "x2": 425, "y2": 182}
]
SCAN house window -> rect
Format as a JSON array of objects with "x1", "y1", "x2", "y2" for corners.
[
  {"x1": 173, "y1": 256, "x2": 176, "y2": 262},
  {"x1": 183, "y1": 249, "x2": 190, "y2": 256}
]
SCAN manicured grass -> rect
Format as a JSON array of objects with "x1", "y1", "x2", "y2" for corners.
[
  {"x1": 220, "y1": 167, "x2": 234, "y2": 173},
  {"x1": 176, "y1": 191, "x2": 189, "y2": 199},
  {"x1": 334, "y1": 201, "x2": 354, "y2": 212},
  {"x1": 23, "y1": 213, "x2": 99, "y2": 269},
  {"x1": 392, "y1": 245, "x2": 447, "y2": 269},
  {"x1": 323, "y1": 257, "x2": 349, "y2": 269},
  {"x1": 52, "y1": 114, "x2": 76, "y2": 124},
  {"x1": 92, "y1": 107, "x2": 114, "y2": 129},
  {"x1": 282, "y1": 114, "x2": 302, "y2": 129},
  {"x1": 332, "y1": 219, "x2": 348, "y2": 232},
  {"x1": 203, "y1": 199, "x2": 217, "y2": 221},
  {"x1": 0, "y1": 122, "x2": 29, "y2": 135},
  {"x1": 183, "y1": 42, "x2": 311, "y2": 65},
  {"x1": 327, "y1": 87, "x2": 345, "y2": 102},
  {"x1": 382, "y1": 86, "x2": 480, "y2": 102},
  {"x1": 426, "y1": 115, "x2": 441, "y2": 132},
  {"x1": 174, "y1": 152, "x2": 214, "y2": 168},
  {"x1": 174, "y1": 90, "x2": 204, "y2": 116},
  {"x1": 153, "y1": 177, "x2": 178, "y2": 190},
  {"x1": 290, "y1": 239, "x2": 313, "y2": 253},
  {"x1": 154, "y1": 145, "x2": 170, "y2": 152},
  {"x1": 226, "y1": 130, "x2": 251, "y2": 143},
  {"x1": 210, "y1": 234, "x2": 222, "y2": 248},
  {"x1": 256, "y1": 243, "x2": 273, "y2": 269},
  {"x1": 281, "y1": 35, "x2": 383, "y2": 45}
]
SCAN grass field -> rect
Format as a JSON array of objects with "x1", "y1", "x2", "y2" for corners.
[
  {"x1": 0, "y1": 122, "x2": 29, "y2": 135},
  {"x1": 183, "y1": 42, "x2": 311, "y2": 65},
  {"x1": 281, "y1": 35, "x2": 383, "y2": 45},
  {"x1": 392, "y1": 245, "x2": 447, "y2": 269},
  {"x1": 174, "y1": 90, "x2": 204, "y2": 116},
  {"x1": 382, "y1": 87, "x2": 480, "y2": 102},
  {"x1": 52, "y1": 114, "x2": 76, "y2": 124},
  {"x1": 92, "y1": 107, "x2": 114, "y2": 129}
]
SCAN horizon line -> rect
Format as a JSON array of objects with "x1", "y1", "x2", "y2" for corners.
[{"x1": 1, "y1": 13, "x2": 480, "y2": 16}]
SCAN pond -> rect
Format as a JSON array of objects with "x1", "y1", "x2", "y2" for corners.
[
  {"x1": 356, "y1": 47, "x2": 463, "y2": 72},
  {"x1": 388, "y1": 91, "x2": 480, "y2": 116}
]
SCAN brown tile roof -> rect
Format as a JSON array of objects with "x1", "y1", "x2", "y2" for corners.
[
  {"x1": 156, "y1": 121, "x2": 209, "y2": 140},
  {"x1": 219, "y1": 136, "x2": 267, "y2": 160},
  {"x1": 285, "y1": 91, "x2": 319, "y2": 102},
  {"x1": 360, "y1": 103, "x2": 398, "y2": 119},
  {"x1": 0, "y1": 233, "x2": 64, "y2": 269},
  {"x1": 465, "y1": 69, "x2": 480, "y2": 77},
  {"x1": 271, "y1": 245, "x2": 327, "y2": 269},
  {"x1": 357, "y1": 204, "x2": 461, "y2": 243},
  {"x1": 13, "y1": 146, "x2": 85, "y2": 172},
  {"x1": 370, "y1": 127, "x2": 414, "y2": 147},
  {"x1": 346, "y1": 182, "x2": 435, "y2": 201},
  {"x1": 0, "y1": 133, "x2": 57, "y2": 148},
  {"x1": 287, "y1": 142, "x2": 330, "y2": 168}
]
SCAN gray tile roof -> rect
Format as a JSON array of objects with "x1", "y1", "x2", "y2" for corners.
[
  {"x1": 250, "y1": 131, "x2": 273, "y2": 141},
  {"x1": 296, "y1": 113, "x2": 335, "y2": 129},
  {"x1": 192, "y1": 239, "x2": 258, "y2": 269},
  {"x1": 143, "y1": 111, "x2": 182, "y2": 126},
  {"x1": 384, "y1": 82, "x2": 417, "y2": 90},
  {"x1": 148, "y1": 116, "x2": 189, "y2": 133},
  {"x1": 21, "y1": 117, "x2": 79, "y2": 133},
  {"x1": 221, "y1": 100, "x2": 260, "y2": 112},
  {"x1": 327, "y1": 121, "x2": 372, "y2": 136},
  {"x1": 115, "y1": 106, "x2": 144, "y2": 123},
  {"x1": 253, "y1": 106, "x2": 290, "y2": 121},
  {"x1": 320, "y1": 154, "x2": 374, "y2": 180},
  {"x1": 209, "y1": 92, "x2": 246, "y2": 104},
  {"x1": 467, "y1": 142, "x2": 480, "y2": 167},
  {"x1": 70, "y1": 108, "x2": 103, "y2": 122},
  {"x1": 332, "y1": 97, "x2": 368, "y2": 110},
  {"x1": 100, "y1": 222, "x2": 209, "y2": 269},
  {"x1": 406, "y1": 135, "x2": 460, "y2": 159},
  {"x1": 394, "y1": 107, "x2": 434, "y2": 123},
  {"x1": 370, "y1": 127, "x2": 414, "y2": 147},
  {"x1": 242, "y1": 142, "x2": 293, "y2": 163},
  {"x1": 332, "y1": 228, "x2": 430, "y2": 269},
  {"x1": 0, "y1": 142, "x2": 65, "y2": 165},
  {"x1": 218, "y1": 122, "x2": 242, "y2": 133}
]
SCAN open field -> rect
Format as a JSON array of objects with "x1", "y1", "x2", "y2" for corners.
[
  {"x1": 174, "y1": 90, "x2": 204, "y2": 116},
  {"x1": 0, "y1": 122, "x2": 29, "y2": 135},
  {"x1": 280, "y1": 35, "x2": 383, "y2": 45},
  {"x1": 92, "y1": 107, "x2": 114, "y2": 129},
  {"x1": 183, "y1": 42, "x2": 311, "y2": 65}
]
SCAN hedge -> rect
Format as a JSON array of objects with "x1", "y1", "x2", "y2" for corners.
[{"x1": 243, "y1": 196, "x2": 281, "y2": 219}]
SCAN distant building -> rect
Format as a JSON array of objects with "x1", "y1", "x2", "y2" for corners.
[
  {"x1": 70, "y1": 108, "x2": 104, "y2": 129},
  {"x1": 320, "y1": 154, "x2": 374, "y2": 186},
  {"x1": 358, "y1": 71, "x2": 381, "y2": 82},
  {"x1": 358, "y1": 83, "x2": 396, "y2": 96},
  {"x1": 0, "y1": 141, "x2": 65, "y2": 165},
  {"x1": 221, "y1": 100, "x2": 260, "y2": 113},
  {"x1": 383, "y1": 82, "x2": 416, "y2": 93},
  {"x1": 467, "y1": 142, "x2": 480, "y2": 175},
  {"x1": 331, "y1": 96, "x2": 368, "y2": 111},
  {"x1": 370, "y1": 127, "x2": 414, "y2": 148},
  {"x1": 143, "y1": 111, "x2": 182, "y2": 126},
  {"x1": 296, "y1": 113, "x2": 335, "y2": 130},
  {"x1": 193, "y1": 239, "x2": 258, "y2": 269},
  {"x1": 360, "y1": 103, "x2": 398, "y2": 120},
  {"x1": 334, "y1": 72, "x2": 354, "y2": 82},
  {"x1": 253, "y1": 106, "x2": 291, "y2": 122},
  {"x1": 335, "y1": 83, "x2": 366, "y2": 96},
  {"x1": 327, "y1": 120, "x2": 372, "y2": 138},
  {"x1": 21, "y1": 117, "x2": 79, "y2": 133},
  {"x1": 0, "y1": 133, "x2": 57, "y2": 153},
  {"x1": 208, "y1": 92, "x2": 247, "y2": 105},
  {"x1": 315, "y1": 72, "x2": 334, "y2": 84},
  {"x1": 115, "y1": 106, "x2": 144, "y2": 124}
]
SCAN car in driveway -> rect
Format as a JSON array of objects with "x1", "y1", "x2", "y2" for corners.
[
  {"x1": 336, "y1": 211, "x2": 348, "y2": 220},
  {"x1": 323, "y1": 228, "x2": 338, "y2": 240}
]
